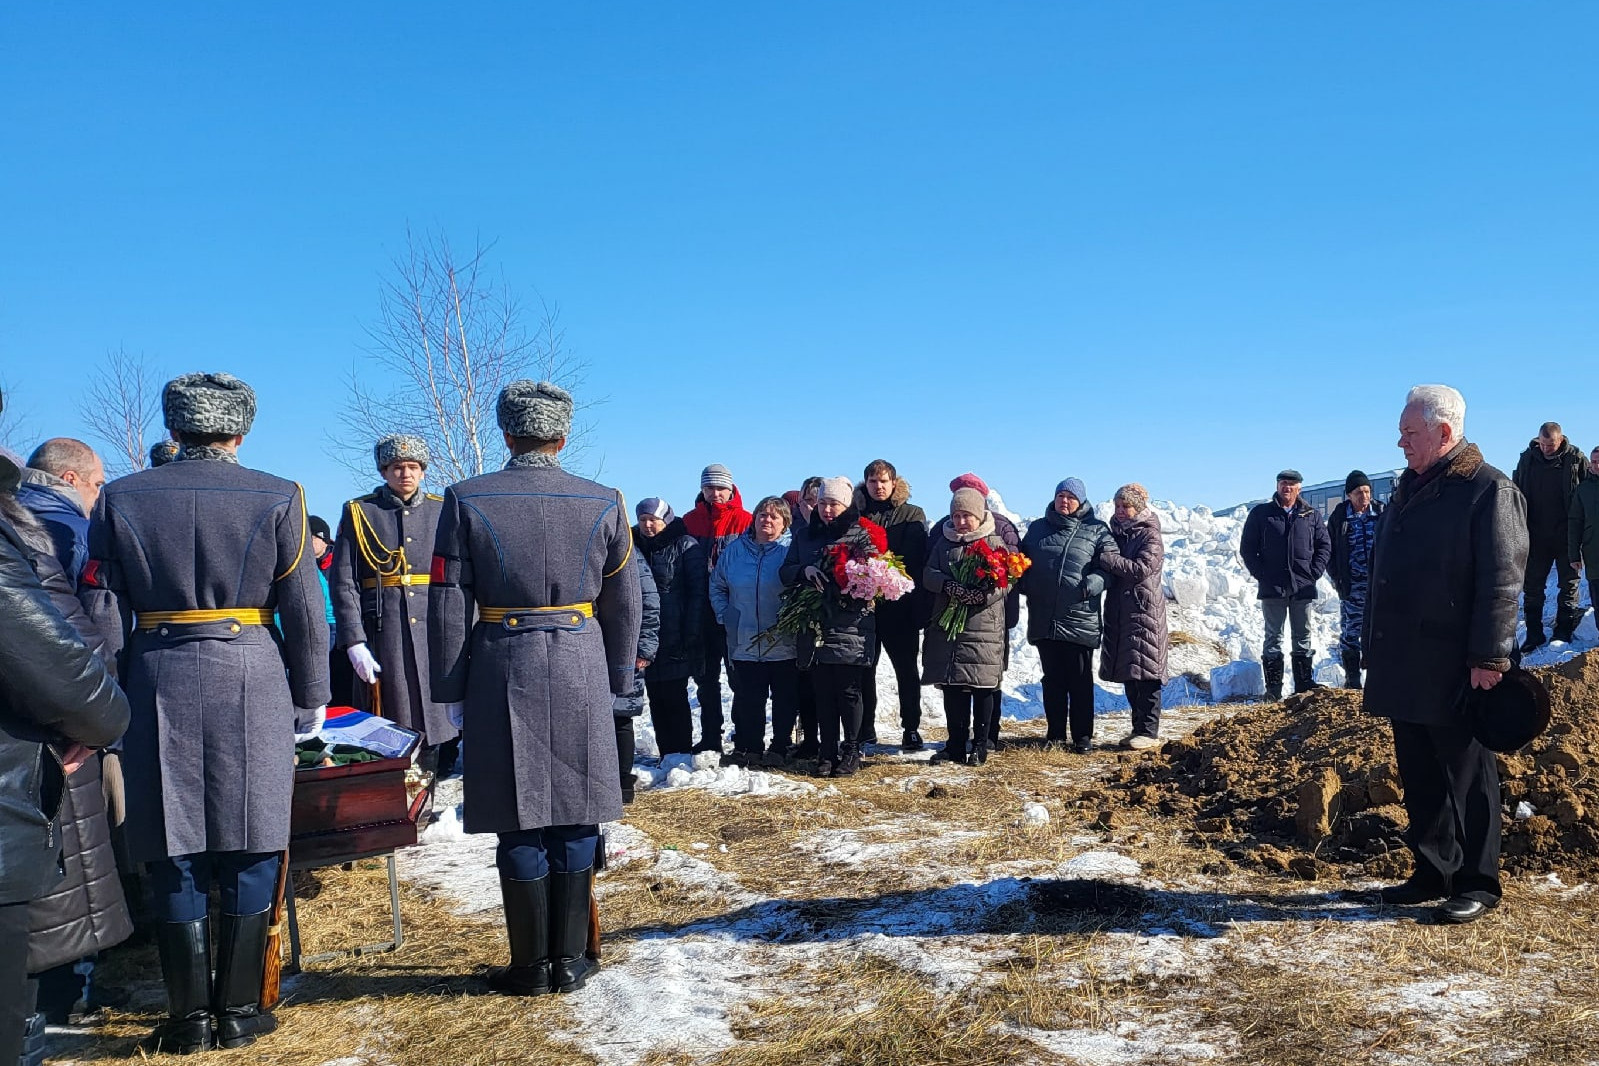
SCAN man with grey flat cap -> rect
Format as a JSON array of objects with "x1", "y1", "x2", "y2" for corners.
[
  {"x1": 430, "y1": 380, "x2": 640, "y2": 997},
  {"x1": 331, "y1": 433, "x2": 458, "y2": 774},
  {"x1": 84, "y1": 372, "x2": 330, "y2": 1053},
  {"x1": 1240, "y1": 467, "x2": 1332, "y2": 699}
]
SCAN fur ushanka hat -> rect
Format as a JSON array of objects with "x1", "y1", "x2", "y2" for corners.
[
  {"x1": 162, "y1": 372, "x2": 257, "y2": 436},
  {"x1": 497, "y1": 380, "x2": 573, "y2": 440},
  {"x1": 374, "y1": 434, "x2": 431, "y2": 472}
]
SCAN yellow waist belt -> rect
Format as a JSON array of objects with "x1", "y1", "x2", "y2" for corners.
[
  {"x1": 361, "y1": 574, "x2": 432, "y2": 589},
  {"x1": 137, "y1": 608, "x2": 273, "y2": 630},
  {"x1": 478, "y1": 603, "x2": 594, "y2": 626}
]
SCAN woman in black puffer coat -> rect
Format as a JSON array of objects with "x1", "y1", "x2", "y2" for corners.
[
  {"x1": 1097, "y1": 484, "x2": 1168, "y2": 749},
  {"x1": 1019, "y1": 478, "x2": 1118, "y2": 752},
  {"x1": 779, "y1": 477, "x2": 878, "y2": 778},
  {"x1": 633, "y1": 498, "x2": 707, "y2": 757}
]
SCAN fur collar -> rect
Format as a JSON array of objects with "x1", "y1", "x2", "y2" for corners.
[
  {"x1": 505, "y1": 452, "x2": 561, "y2": 470},
  {"x1": 1393, "y1": 442, "x2": 1484, "y2": 507},
  {"x1": 854, "y1": 477, "x2": 912, "y2": 512}
]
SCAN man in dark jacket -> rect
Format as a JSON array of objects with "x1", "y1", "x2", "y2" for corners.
[
  {"x1": 681, "y1": 464, "x2": 752, "y2": 753},
  {"x1": 1239, "y1": 469, "x2": 1332, "y2": 698},
  {"x1": 18, "y1": 438, "x2": 105, "y2": 584},
  {"x1": 1327, "y1": 471, "x2": 1383, "y2": 690},
  {"x1": 854, "y1": 460, "x2": 929, "y2": 749},
  {"x1": 0, "y1": 440, "x2": 130, "y2": 1066},
  {"x1": 1513, "y1": 421, "x2": 1586, "y2": 648},
  {"x1": 1567, "y1": 447, "x2": 1599, "y2": 617},
  {"x1": 84, "y1": 373, "x2": 330, "y2": 1052},
  {"x1": 612, "y1": 552, "x2": 660, "y2": 804},
  {"x1": 1364, "y1": 385, "x2": 1526, "y2": 924}
]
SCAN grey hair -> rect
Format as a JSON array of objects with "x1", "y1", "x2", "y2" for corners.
[
  {"x1": 26, "y1": 437, "x2": 97, "y2": 477},
  {"x1": 1405, "y1": 384, "x2": 1466, "y2": 440}
]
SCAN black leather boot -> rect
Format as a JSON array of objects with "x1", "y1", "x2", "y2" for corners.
[
  {"x1": 212, "y1": 910, "x2": 276, "y2": 1050},
  {"x1": 550, "y1": 868, "x2": 597, "y2": 993},
  {"x1": 1291, "y1": 653, "x2": 1323, "y2": 693},
  {"x1": 143, "y1": 918, "x2": 213, "y2": 1055},
  {"x1": 1341, "y1": 649, "x2": 1363, "y2": 690},
  {"x1": 19, "y1": 1011, "x2": 47, "y2": 1066},
  {"x1": 1262, "y1": 656, "x2": 1284, "y2": 701},
  {"x1": 489, "y1": 877, "x2": 552, "y2": 995}
]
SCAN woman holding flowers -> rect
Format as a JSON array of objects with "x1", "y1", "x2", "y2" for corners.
[
  {"x1": 1097, "y1": 484, "x2": 1168, "y2": 750},
  {"x1": 777, "y1": 477, "x2": 913, "y2": 777},
  {"x1": 922, "y1": 487, "x2": 1018, "y2": 765}
]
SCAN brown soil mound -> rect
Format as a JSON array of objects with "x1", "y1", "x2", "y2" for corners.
[{"x1": 1098, "y1": 650, "x2": 1599, "y2": 880}]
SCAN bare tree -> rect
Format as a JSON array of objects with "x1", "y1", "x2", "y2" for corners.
[
  {"x1": 0, "y1": 377, "x2": 36, "y2": 457},
  {"x1": 79, "y1": 346, "x2": 164, "y2": 477},
  {"x1": 334, "y1": 228, "x2": 592, "y2": 488}
]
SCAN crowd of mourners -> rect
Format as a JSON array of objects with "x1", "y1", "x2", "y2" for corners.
[{"x1": 0, "y1": 375, "x2": 1584, "y2": 1059}]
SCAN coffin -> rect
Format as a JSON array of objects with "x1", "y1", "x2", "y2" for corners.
[{"x1": 290, "y1": 728, "x2": 431, "y2": 868}]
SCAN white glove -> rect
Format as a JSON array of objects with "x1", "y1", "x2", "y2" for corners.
[
  {"x1": 347, "y1": 643, "x2": 383, "y2": 684},
  {"x1": 294, "y1": 705, "x2": 328, "y2": 742},
  {"x1": 445, "y1": 702, "x2": 465, "y2": 729}
]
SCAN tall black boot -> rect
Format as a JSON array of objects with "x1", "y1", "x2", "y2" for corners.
[
  {"x1": 489, "y1": 876, "x2": 551, "y2": 995},
  {"x1": 1262, "y1": 656, "x2": 1284, "y2": 701},
  {"x1": 19, "y1": 1010, "x2": 47, "y2": 1066},
  {"x1": 1291, "y1": 653, "x2": 1323, "y2": 694},
  {"x1": 550, "y1": 868, "x2": 596, "y2": 994},
  {"x1": 143, "y1": 918, "x2": 213, "y2": 1055},
  {"x1": 1341, "y1": 649, "x2": 1363, "y2": 690},
  {"x1": 212, "y1": 910, "x2": 276, "y2": 1050}
]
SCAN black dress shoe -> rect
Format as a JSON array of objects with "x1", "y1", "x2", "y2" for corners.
[
  {"x1": 1071, "y1": 738, "x2": 1093, "y2": 755},
  {"x1": 1377, "y1": 878, "x2": 1449, "y2": 906},
  {"x1": 1434, "y1": 895, "x2": 1498, "y2": 924}
]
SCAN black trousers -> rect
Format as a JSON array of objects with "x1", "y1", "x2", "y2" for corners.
[
  {"x1": 810, "y1": 663, "x2": 866, "y2": 762},
  {"x1": 1390, "y1": 720, "x2": 1502, "y2": 902},
  {"x1": 1124, "y1": 679, "x2": 1162, "y2": 739},
  {"x1": 862, "y1": 622, "x2": 923, "y2": 738},
  {"x1": 943, "y1": 687, "x2": 999, "y2": 756},
  {"x1": 1038, "y1": 641, "x2": 1096, "y2": 742},
  {"x1": 0, "y1": 900, "x2": 32, "y2": 1065},
  {"x1": 693, "y1": 623, "x2": 728, "y2": 746},
  {"x1": 730, "y1": 659, "x2": 800, "y2": 754},
  {"x1": 613, "y1": 716, "x2": 635, "y2": 787},
  {"x1": 796, "y1": 670, "x2": 817, "y2": 745},
  {"x1": 1524, "y1": 534, "x2": 1582, "y2": 634},
  {"x1": 646, "y1": 677, "x2": 695, "y2": 756}
]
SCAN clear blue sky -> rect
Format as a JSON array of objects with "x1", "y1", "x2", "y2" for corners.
[{"x1": 2, "y1": 3, "x2": 1595, "y2": 522}]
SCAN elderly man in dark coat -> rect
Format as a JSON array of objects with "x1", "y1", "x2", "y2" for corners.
[
  {"x1": 1363, "y1": 384, "x2": 1527, "y2": 925},
  {"x1": 84, "y1": 373, "x2": 330, "y2": 1052},
  {"x1": 430, "y1": 381, "x2": 640, "y2": 997},
  {"x1": 331, "y1": 434, "x2": 459, "y2": 773}
]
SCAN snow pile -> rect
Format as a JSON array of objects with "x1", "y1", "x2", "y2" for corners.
[{"x1": 635, "y1": 751, "x2": 817, "y2": 796}]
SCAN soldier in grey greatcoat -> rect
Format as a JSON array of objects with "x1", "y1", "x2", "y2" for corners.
[
  {"x1": 84, "y1": 373, "x2": 330, "y2": 1053},
  {"x1": 331, "y1": 434, "x2": 459, "y2": 772},
  {"x1": 430, "y1": 381, "x2": 640, "y2": 998}
]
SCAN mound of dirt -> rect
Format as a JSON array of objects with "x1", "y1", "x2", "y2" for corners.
[{"x1": 1097, "y1": 650, "x2": 1599, "y2": 880}]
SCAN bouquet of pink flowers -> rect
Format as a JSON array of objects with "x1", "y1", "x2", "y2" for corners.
[
  {"x1": 840, "y1": 554, "x2": 916, "y2": 602},
  {"x1": 755, "y1": 518, "x2": 914, "y2": 653}
]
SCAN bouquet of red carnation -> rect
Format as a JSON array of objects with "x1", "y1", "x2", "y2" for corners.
[
  {"x1": 756, "y1": 518, "x2": 915, "y2": 653},
  {"x1": 937, "y1": 541, "x2": 1031, "y2": 639}
]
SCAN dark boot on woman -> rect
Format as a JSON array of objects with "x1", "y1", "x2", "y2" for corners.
[
  {"x1": 212, "y1": 909, "x2": 277, "y2": 1049},
  {"x1": 1291, "y1": 653, "x2": 1322, "y2": 694},
  {"x1": 143, "y1": 918, "x2": 213, "y2": 1055},
  {"x1": 1340, "y1": 649, "x2": 1363, "y2": 690},
  {"x1": 835, "y1": 742, "x2": 862, "y2": 777},
  {"x1": 489, "y1": 877, "x2": 552, "y2": 995},
  {"x1": 549, "y1": 867, "x2": 597, "y2": 994}
]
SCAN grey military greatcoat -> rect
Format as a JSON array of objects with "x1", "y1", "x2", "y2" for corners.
[
  {"x1": 429, "y1": 458, "x2": 641, "y2": 834},
  {"x1": 85, "y1": 455, "x2": 330, "y2": 862},
  {"x1": 330, "y1": 486, "x2": 456, "y2": 745}
]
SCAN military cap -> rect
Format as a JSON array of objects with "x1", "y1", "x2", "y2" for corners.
[
  {"x1": 374, "y1": 433, "x2": 431, "y2": 472},
  {"x1": 162, "y1": 372, "x2": 257, "y2": 436},
  {"x1": 497, "y1": 380, "x2": 572, "y2": 440}
]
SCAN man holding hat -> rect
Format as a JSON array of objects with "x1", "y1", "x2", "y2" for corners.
[
  {"x1": 682, "y1": 462, "x2": 751, "y2": 753},
  {"x1": 83, "y1": 372, "x2": 330, "y2": 1052},
  {"x1": 1239, "y1": 468, "x2": 1332, "y2": 699},
  {"x1": 1363, "y1": 385, "x2": 1527, "y2": 923},
  {"x1": 330, "y1": 434, "x2": 458, "y2": 773},
  {"x1": 1327, "y1": 471, "x2": 1384, "y2": 689},
  {"x1": 430, "y1": 381, "x2": 640, "y2": 996}
]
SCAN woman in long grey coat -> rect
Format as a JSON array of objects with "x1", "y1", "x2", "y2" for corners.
[
  {"x1": 922, "y1": 488, "x2": 1010, "y2": 765},
  {"x1": 1097, "y1": 484, "x2": 1168, "y2": 749}
]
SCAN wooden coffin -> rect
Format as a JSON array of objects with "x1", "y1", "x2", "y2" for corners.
[{"x1": 290, "y1": 756, "x2": 432, "y2": 868}]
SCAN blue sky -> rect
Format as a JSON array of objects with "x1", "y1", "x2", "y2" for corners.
[{"x1": 2, "y1": 3, "x2": 1595, "y2": 522}]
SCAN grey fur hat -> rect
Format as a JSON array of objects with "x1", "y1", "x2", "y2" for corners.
[
  {"x1": 497, "y1": 380, "x2": 573, "y2": 440},
  {"x1": 162, "y1": 372, "x2": 257, "y2": 436},
  {"x1": 374, "y1": 433, "x2": 430, "y2": 472},
  {"x1": 149, "y1": 439, "x2": 180, "y2": 467}
]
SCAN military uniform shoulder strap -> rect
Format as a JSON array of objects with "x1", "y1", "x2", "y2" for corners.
[{"x1": 425, "y1": 492, "x2": 445, "y2": 502}]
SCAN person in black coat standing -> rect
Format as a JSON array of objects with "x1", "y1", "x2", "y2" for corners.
[
  {"x1": 1364, "y1": 385, "x2": 1526, "y2": 925},
  {"x1": 1512, "y1": 421, "x2": 1587, "y2": 648},
  {"x1": 1239, "y1": 469, "x2": 1332, "y2": 698},
  {"x1": 633, "y1": 498, "x2": 707, "y2": 757},
  {"x1": 1327, "y1": 471, "x2": 1384, "y2": 690},
  {"x1": 854, "y1": 460, "x2": 929, "y2": 750}
]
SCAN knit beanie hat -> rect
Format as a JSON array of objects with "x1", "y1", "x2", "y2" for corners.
[
  {"x1": 163, "y1": 372, "x2": 257, "y2": 436},
  {"x1": 701, "y1": 464, "x2": 735, "y2": 491},
  {"x1": 308, "y1": 515, "x2": 333, "y2": 542},
  {"x1": 819, "y1": 476, "x2": 854, "y2": 506},
  {"x1": 497, "y1": 380, "x2": 573, "y2": 439},
  {"x1": 951, "y1": 486, "x2": 987, "y2": 518},
  {"x1": 1344, "y1": 470, "x2": 1371, "y2": 495},
  {"x1": 949, "y1": 472, "x2": 990, "y2": 496},
  {"x1": 1055, "y1": 477, "x2": 1088, "y2": 504},
  {"x1": 374, "y1": 433, "x2": 431, "y2": 472},
  {"x1": 636, "y1": 497, "x2": 675, "y2": 524}
]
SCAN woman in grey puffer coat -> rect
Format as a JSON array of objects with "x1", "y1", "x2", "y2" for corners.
[
  {"x1": 922, "y1": 488, "x2": 1010, "y2": 765},
  {"x1": 1097, "y1": 484, "x2": 1168, "y2": 749}
]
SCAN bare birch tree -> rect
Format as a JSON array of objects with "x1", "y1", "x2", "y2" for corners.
[
  {"x1": 78, "y1": 347, "x2": 164, "y2": 477},
  {"x1": 334, "y1": 228, "x2": 591, "y2": 487}
]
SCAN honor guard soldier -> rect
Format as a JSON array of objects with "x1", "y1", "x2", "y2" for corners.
[
  {"x1": 331, "y1": 434, "x2": 459, "y2": 773},
  {"x1": 84, "y1": 373, "x2": 330, "y2": 1053},
  {"x1": 429, "y1": 381, "x2": 640, "y2": 997}
]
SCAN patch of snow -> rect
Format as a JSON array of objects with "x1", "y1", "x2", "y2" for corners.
[
  {"x1": 1060, "y1": 851, "x2": 1143, "y2": 880},
  {"x1": 635, "y1": 751, "x2": 817, "y2": 797},
  {"x1": 1022, "y1": 802, "x2": 1051, "y2": 826},
  {"x1": 795, "y1": 827, "x2": 915, "y2": 866}
]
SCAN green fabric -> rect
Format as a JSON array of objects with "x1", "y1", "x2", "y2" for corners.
[{"x1": 294, "y1": 739, "x2": 382, "y2": 768}]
